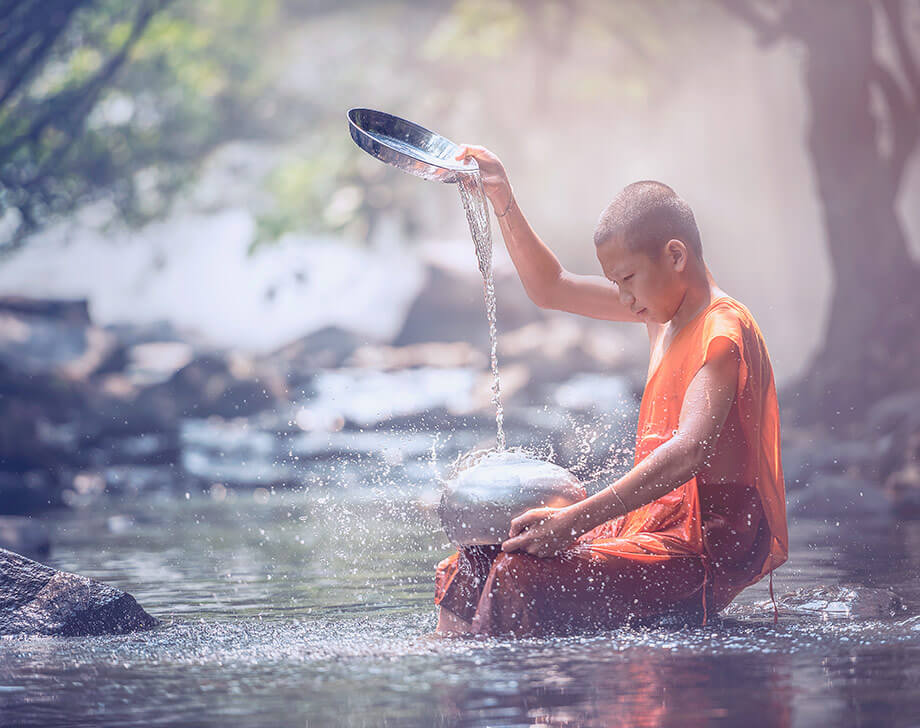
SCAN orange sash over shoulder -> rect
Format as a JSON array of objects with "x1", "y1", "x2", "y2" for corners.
[{"x1": 590, "y1": 296, "x2": 788, "y2": 591}]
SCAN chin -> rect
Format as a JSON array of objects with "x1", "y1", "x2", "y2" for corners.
[{"x1": 659, "y1": 305, "x2": 682, "y2": 324}]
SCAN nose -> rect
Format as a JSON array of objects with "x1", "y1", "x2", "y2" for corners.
[{"x1": 618, "y1": 285, "x2": 635, "y2": 308}]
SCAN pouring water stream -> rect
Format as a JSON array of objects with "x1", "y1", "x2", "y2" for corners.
[
  {"x1": 456, "y1": 170, "x2": 505, "y2": 451},
  {"x1": 347, "y1": 107, "x2": 506, "y2": 450}
]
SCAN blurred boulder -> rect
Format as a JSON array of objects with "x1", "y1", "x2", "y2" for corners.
[
  {"x1": 0, "y1": 399, "x2": 59, "y2": 471},
  {"x1": 0, "y1": 548, "x2": 158, "y2": 636},
  {"x1": 780, "y1": 389, "x2": 920, "y2": 518},
  {"x1": 0, "y1": 471, "x2": 59, "y2": 515},
  {"x1": 124, "y1": 341, "x2": 195, "y2": 386},
  {"x1": 867, "y1": 388, "x2": 920, "y2": 516},
  {"x1": 869, "y1": 388, "x2": 920, "y2": 479},
  {"x1": 347, "y1": 340, "x2": 483, "y2": 370},
  {"x1": 0, "y1": 298, "x2": 289, "y2": 511},
  {"x1": 502, "y1": 317, "x2": 639, "y2": 386},
  {"x1": 781, "y1": 436, "x2": 883, "y2": 488},
  {"x1": 787, "y1": 473, "x2": 890, "y2": 519},
  {"x1": 101, "y1": 464, "x2": 193, "y2": 497},
  {"x1": 867, "y1": 388, "x2": 920, "y2": 435},
  {"x1": 395, "y1": 265, "x2": 543, "y2": 347},
  {"x1": 138, "y1": 353, "x2": 286, "y2": 420},
  {"x1": 269, "y1": 325, "x2": 362, "y2": 381},
  {"x1": 0, "y1": 297, "x2": 90, "y2": 324},
  {"x1": 885, "y1": 463, "x2": 920, "y2": 518},
  {"x1": 0, "y1": 517, "x2": 50, "y2": 558},
  {"x1": 75, "y1": 378, "x2": 178, "y2": 444},
  {"x1": 882, "y1": 416, "x2": 920, "y2": 517},
  {"x1": 497, "y1": 318, "x2": 645, "y2": 410},
  {"x1": 0, "y1": 302, "x2": 118, "y2": 382},
  {"x1": 551, "y1": 373, "x2": 637, "y2": 413},
  {"x1": 80, "y1": 431, "x2": 181, "y2": 469},
  {"x1": 102, "y1": 319, "x2": 189, "y2": 349},
  {"x1": 298, "y1": 367, "x2": 478, "y2": 429}
]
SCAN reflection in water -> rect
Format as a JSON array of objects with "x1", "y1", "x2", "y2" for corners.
[
  {"x1": 435, "y1": 651, "x2": 794, "y2": 728},
  {"x1": 0, "y1": 490, "x2": 918, "y2": 726}
]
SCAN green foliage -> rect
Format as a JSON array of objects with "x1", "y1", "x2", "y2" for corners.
[
  {"x1": 422, "y1": 0, "x2": 523, "y2": 60},
  {"x1": 1, "y1": 0, "x2": 705, "y2": 247},
  {"x1": 252, "y1": 124, "x2": 421, "y2": 251},
  {"x1": 256, "y1": 142, "x2": 356, "y2": 246},
  {"x1": 0, "y1": 0, "x2": 281, "y2": 240}
]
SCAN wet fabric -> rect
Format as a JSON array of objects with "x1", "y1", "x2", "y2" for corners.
[
  {"x1": 435, "y1": 296, "x2": 788, "y2": 636},
  {"x1": 436, "y1": 544, "x2": 707, "y2": 636},
  {"x1": 609, "y1": 295, "x2": 788, "y2": 598}
]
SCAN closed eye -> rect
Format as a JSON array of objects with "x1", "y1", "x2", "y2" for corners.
[{"x1": 623, "y1": 274, "x2": 634, "y2": 282}]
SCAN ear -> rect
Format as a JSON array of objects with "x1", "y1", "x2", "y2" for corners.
[{"x1": 666, "y1": 239, "x2": 688, "y2": 272}]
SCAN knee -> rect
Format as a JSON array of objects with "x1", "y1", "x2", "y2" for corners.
[
  {"x1": 488, "y1": 552, "x2": 539, "y2": 589},
  {"x1": 491, "y1": 551, "x2": 526, "y2": 574}
]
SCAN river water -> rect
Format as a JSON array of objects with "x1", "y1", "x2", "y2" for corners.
[{"x1": 1, "y1": 478, "x2": 918, "y2": 727}]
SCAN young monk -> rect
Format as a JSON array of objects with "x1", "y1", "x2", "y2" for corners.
[{"x1": 434, "y1": 145, "x2": 788, "y2": 637}]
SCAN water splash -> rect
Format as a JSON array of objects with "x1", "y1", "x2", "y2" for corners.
[
  {"x1": 444, "y1": 444, "x2": 555, "y2": 483},
  {"x1": 457, "y1": 171, "x2": 505, "y2": 450}
]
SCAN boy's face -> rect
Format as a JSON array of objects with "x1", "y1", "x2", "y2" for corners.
[{"x1": 595, "y1": 236, "x2": 688, "y2": 324}]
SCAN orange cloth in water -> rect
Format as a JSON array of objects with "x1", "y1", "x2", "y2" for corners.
[{"x1": 435, "y1": 295, "x2": 788, "y2": 635}]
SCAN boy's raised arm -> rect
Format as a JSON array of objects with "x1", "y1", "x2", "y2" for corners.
[{"x1": 455, "y1": 145, "x2": 644, "y2": 324}]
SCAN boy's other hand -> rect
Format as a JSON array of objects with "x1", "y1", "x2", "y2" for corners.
[
  {"x1": 502, "y1": 506, "x2": 578, "y2": 558},
  {"x1": 454, "y1": 144, "x2": 513, "y2": 215}
]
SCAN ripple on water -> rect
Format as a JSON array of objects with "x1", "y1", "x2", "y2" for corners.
[
  {"x1": 3, "y1": 604, "x2": 918, "y2": 673},
  {"x1": 4, "y1": 494, "x2": 919, "y2": 726}
]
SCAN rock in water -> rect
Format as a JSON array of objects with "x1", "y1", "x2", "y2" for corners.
[
  {"x1": 0, "y1": 548, "x2": 158, "y2": 636},
  {"x1": 439, "y1": 451, "x2": 586, "y2": 546}
]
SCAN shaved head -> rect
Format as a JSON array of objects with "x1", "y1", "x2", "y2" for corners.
[{"x1": 594, "y1": 181, "x2": 703, "y2": 260}]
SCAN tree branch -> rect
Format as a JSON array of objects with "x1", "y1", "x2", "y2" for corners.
[
  {"x1": 0, "y1": 1, "x2": 84, "y2": 108},
  {"x1": 715, "y1": 0, "x2": 786, "y2": 45},
  {"x1": 21, "y1": 0, "x2": 172, "y2": 188},
  {"x1": 589, "y1": 1, "x2": 654, "y2": 66},
  {"x1": 870, "y1": 60, "x2": 920, "y2": 187},
  {"x1": 0, "y1": 0, "x2": 171, "y2": 169},
  {"x1": 0, "y1": 2, "x2": 49, "y2": 66},
  {"x1": 879, "y1": 0, "x2": 920, "y2": 104}
]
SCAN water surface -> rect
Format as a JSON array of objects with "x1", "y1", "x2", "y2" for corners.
[{"x1": 1, "y1": 484, "x2": 918, "y2": 727}]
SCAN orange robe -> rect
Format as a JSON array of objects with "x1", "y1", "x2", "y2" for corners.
[{"x1": 435, "y1": 295, "x2": 788, "y2": 636}]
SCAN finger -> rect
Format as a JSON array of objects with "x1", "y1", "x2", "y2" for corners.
[
  {"x1": 454, "y1": 144, "x2": 487, "y2": 161},
  {"x1": 509, "y1": 511, "x2": 538, "y2": 537},
  {"x1": 509, "y1": 510, "x2": 545, "y2": 537},
  {"x1": 501, "y1": 533, "x2": 528, "y2": 553},
  {"x1": 454, "y1": 144, "x2": 481, "y2": 161}
]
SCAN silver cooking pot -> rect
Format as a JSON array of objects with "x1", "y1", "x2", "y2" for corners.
[
  {"x1": 347, "y1": 107, "x2": 476, "y2": 183},
  {"x1": 438, "y1": 452, "x2": 587, "y2": 547}
]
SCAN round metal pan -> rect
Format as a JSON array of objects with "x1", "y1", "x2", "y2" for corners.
[{"x1": 347, "y1": 107, "x2": 477, "y2": 183}]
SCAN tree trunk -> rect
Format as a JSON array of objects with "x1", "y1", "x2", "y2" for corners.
[{"x1": 785, "y1": 1, "x2": 920, "y2": 425}]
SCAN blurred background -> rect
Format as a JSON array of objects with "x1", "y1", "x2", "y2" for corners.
[
  {"x1": 1, "y1": 0, "x2": 919, "y2": 562},
  {"x1": 2, "y1": 0, "x2": 919, "y2": 522},
  {"x1": 0, "y1": 0, "x2": 919, "y2": 516},
  {"x1": 2, "y1": 4, "x2": 920, "y2": 725}
]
